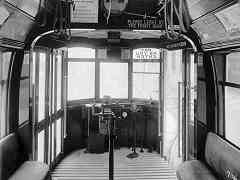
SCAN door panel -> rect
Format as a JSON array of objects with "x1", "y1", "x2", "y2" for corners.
[
  {"x1": 163, "y1": 50, "x2": 183, "y2": 168},
  {"x1": 32, "y1": 50, "x2": 64, "y2": 165}
]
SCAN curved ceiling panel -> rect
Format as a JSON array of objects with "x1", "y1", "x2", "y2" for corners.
[
  {"x1": 191, "y1": 2, "x2": 240, "y2": 50},
  {"x1": 0, "y1": 9, "x2": 34, "y2": 42},
  {"x1": 5, "y1": 0, "x2": 40, "y2": 17},
  {"x1": 186, "y1": 0, "x2": 234, "y2": 21}
]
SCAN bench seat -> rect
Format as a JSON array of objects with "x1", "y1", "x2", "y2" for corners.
[
  {"x1": 177, "y1": 160, "x2": 217, "y2": 180},
  {"x1": 0, "y1": 133, "x2": 49, "y2": 180},
  {"x1": 9, "y1": 161, "x2": 49, "y2": 180},
  {"x1": 177, "y1": 132, "x2": 240, "y2": 180}
]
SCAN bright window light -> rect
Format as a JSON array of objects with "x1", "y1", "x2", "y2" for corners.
[
  {"x1": 68, "y1": 47, "x2": 95, "y2": 58},
  {"x1": 38, "y1": 53, "x2": 46, "y2": 122},
  {"x1": 100, "y1": 63, "x2": 128, "y2": 99},
  {"x1": 133, "y1": 62, "x2": 160, "y2": 73},
  {"x1": 68, "y1": 62, "x2": 95, "y2": 100}
]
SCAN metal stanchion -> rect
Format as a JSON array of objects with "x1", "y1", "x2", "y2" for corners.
[{"x1": 127, "y1": 103, "x2": 139, "y2": 159}]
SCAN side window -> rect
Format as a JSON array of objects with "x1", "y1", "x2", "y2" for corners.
[
  {"x1": 225, "y1": 52, "x2": 240, "y2": 147},
  {"x1": 100, "y1": 62, "x2": 128, "y2": 99},
  {"x1": 67, "y1": 47, "x2": 95, "y2": 101},
  {"x1": 19, "y1": 53, "x2": 30, "y2": 125},
  {"x1": 0, "y1": 51, "x2": 12, "y2": 138},
  {"x1": 132, "y1": 48, "x2": 161, "y2": 100}
]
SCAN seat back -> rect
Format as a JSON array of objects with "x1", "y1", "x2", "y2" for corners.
[
  {"x1": 205, "y1": 132, "x2": 240, "y2": 180},
  {"x1": 0, "y1": 133, "x2": 24, "y2": 180}
]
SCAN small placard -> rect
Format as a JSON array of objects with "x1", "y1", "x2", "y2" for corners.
[
  {"x1": 133, "y1": 48, "x2": 160, "y2": 60},
  {"x1": 71, "y1": 0, "x2": 99, "y2": 23},
  {"x1": 166, "y1": 41, "x2": 187, "y2": 50}
]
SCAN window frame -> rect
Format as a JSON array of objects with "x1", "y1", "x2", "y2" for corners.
[
  {"x1": 223, "y1": 51, "x2": 240, "y2": 148},
  {"x1": 99, "y1": 61, "x2": 129, "y2": 100},
  {"x1": 31, "y1": 48, "x2": 65, "y2": 165},
  {"x1": 0, "y1": 50, "x2": 13, "y2": 139},
  {"x1": 67, "y1": 57, "x2": 96, "y2": 103},
  {"x1": 66, "y1": 47, "x2": 162, "y2": 104},
  {"x1": 18, "y1": 52, "x2": 30, "y2": 126},
  {"x1": 132, "y1": 58, "x2": 161, "y2": 102}
]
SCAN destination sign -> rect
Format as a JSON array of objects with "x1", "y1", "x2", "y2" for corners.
[
  {"x1": 128, "y1": 19, "x2": 164, "y2": 29},
  {"x1": 165, "y1": 41, "x2": 188, "y2": 50},
  {"x1": 71, "y1": 0, "x2": 166, "y2": 30}
]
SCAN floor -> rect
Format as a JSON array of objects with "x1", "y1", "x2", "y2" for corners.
[{"x1": 51, "y1": 148, "x2": 177, "y2": 180}]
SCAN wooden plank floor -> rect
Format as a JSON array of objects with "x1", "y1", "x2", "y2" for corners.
[{"x1": 51, "y1": 148, "x2": 177, "y2": 180}]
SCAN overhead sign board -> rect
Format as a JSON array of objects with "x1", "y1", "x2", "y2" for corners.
[
  {"x1": 71, "y1": 0, "x2": 99, "y2": 23},
  {"x1": 71, "y1": 0, "x2": 165, "y2": 30},
  {"x1": 133, "y1": 48, "x2": 160, "y2": 59},
  {"x1": 165, "y1": 41, "x2": 189, "y2": 50},
  {"x1": 127, "y1": 19, "x2": 164, "y2": 29}
]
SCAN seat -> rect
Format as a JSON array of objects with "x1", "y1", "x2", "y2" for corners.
[
  {"x1": 177, "y1": 132, "x2": 240, "y2": 180},
  {"x1": 0, "y1": 133, "x2": 49, "y2": 180},
  {"x1": 177, "y1": 160, "x2": 217, "y2": 180},
  {"x1": 9, "y1": 161, "x2": 49, "y2": 180}
]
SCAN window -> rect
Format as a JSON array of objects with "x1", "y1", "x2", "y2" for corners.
[
  {"x1": 133, "y1": 62, "x2": 160, "y2": 100},
  {"x1": 56, "y1": 54, "x2": 62, "y2": 110},
  {"x1": 51, "y1": 122, "x2": 55, "y2": 161},
  {"x1": 225, "y1": 87, "x2": 240, "y2": 147},
  {"x1": 225, "y1": 52, "x2": 240, "y2": 147},
  {"x1": 0, "y1": 51, "x2": 12, "y2": 138},
  {"x1": 68, "y1": 62, "x2": 95, "y2": 100},
  {"x1": 37, "y1": 130, "x2": 45, "y2": 162},
  {"x1": 52, "y1": 54, "x2": 56, "y2": 112},
  {"x1": 133, "y1": 73, "x2": 159, "y2": 100},
  {"x1": 132, "y1": 48, "x2": 160, "y2": 100},
  {"x1": 38, "y1": 53, "x2": 46, "y2": 122},
  {"x1": 19, "y1": 53, "x2": 29, "y2": 125},
  {"x1": 68, "y1": 47, "x2": 95, "y2": 59},
  {"x1": 56, "y1": 118, "x2": 62, "y2": 155},
  {"x1": 100, "y1": 63, "x2": 128, "y2": 99},
  {"x1": 226, "y1": 52, "x2": 240, "y2": 84}
]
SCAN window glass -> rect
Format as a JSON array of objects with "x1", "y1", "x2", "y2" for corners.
[
  {"x1": 52, "y1": 55, "x2": 56, "y2": 112},
  {"x1": 133, "y1": 73, "x2": 159, "y2": 100},
  {"x1": 133, "y1": 62, "x2": 160, "y2": 73},
  {"x1": 100, "y1": 63, "x2": 128, "y2": 99},
  {"x1": 226, "y1": 52, "x2": 240, "y2": 84},
  {"x1": 32, "y1": 52, "x2": 36, "y2": 84},
  {"x1": 38, "y1": 53, "x2": 46, "y2": 121},
  {"x1": 51, "y1": 122, "x2": 55, "y2": 161},
  {"x1": 19, "y1": 53, "x2": 29, "y2": 125},
  {"x1": 68, "y1": 47, "x2": 95, "y2": 58},
  {"x1": 37, "y1": 130, "x2": 45, "y2": 162},
  {"x1": 225, "y1": 86, "x2": 240, "y2": 147},
  {"x1": 0, "y1": 51, "x2": 12, "y2": 138},
  {"x1": 133, "y1": 62, "x2": 160, "y2": 100},
  {"x1": 68, "y1": 62, "x2": 95, "y2": 100},
  {"x1": 56, "y1": 54, "x2": 62, "y2": 110},
  {"x1": 56, "y1": 118, "x2": 61, "y2": 155}
]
